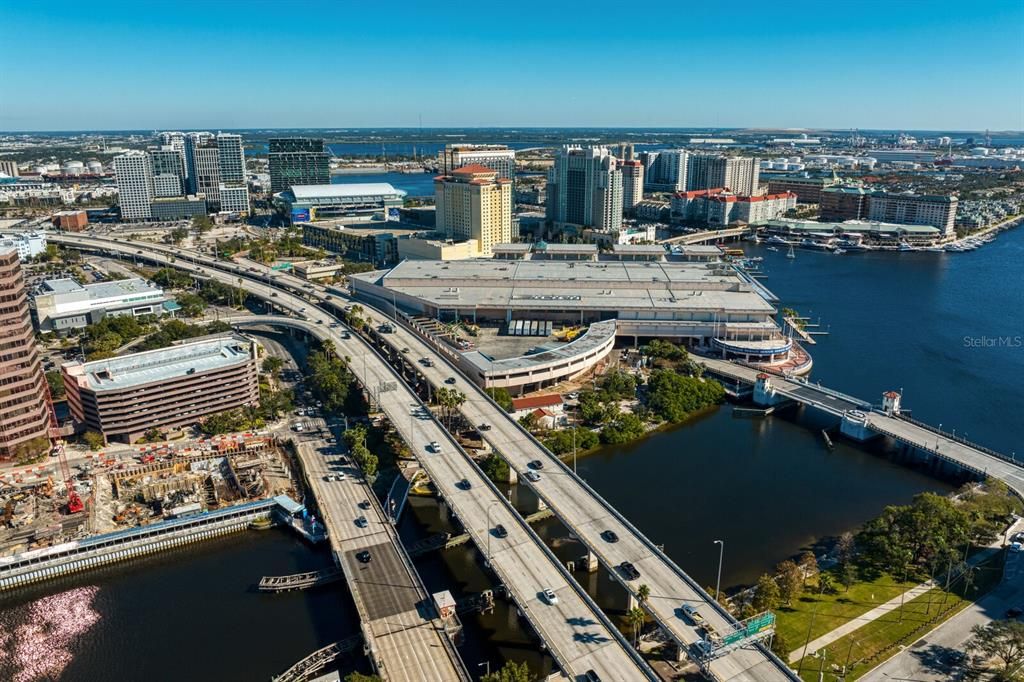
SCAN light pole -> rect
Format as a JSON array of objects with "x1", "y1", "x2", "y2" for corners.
[
  {"x1": 478, "y1": 661, "x2": 490, "y2": 678},
  {"x1": 713, "y1": 540, "x2": 724, "y2": 602},
  {"x1": 486, "y1": 502, "x2": 498, "y2": 568}
]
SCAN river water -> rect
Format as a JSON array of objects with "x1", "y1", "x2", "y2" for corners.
[{"x1": 1, "y1": 228, "x2": 1019, "y2": 681}]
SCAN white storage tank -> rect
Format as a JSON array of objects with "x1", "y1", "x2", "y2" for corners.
[
  {"x1": 87, "y1": 160, "x2": 103, "y2": 174},
  {"x1": 62, "y1": 161, "x2": 85, "y2": 175}
]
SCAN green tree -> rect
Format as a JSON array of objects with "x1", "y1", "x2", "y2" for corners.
[
  {"x1": 601, "y1": 370, "x2": 637, "y2": 400},
  {"x1": 487, "y1": 386, "x2": 514, "y2": 412},
  {"x1": 543, "y1": 427, "x2": 599, "y2": 455},
  {"x1": 798, "y1": 551, "x2": 820, "y2": 587},
  {"x1": 775, "y1": 560, "x2": 803, "y2": 606},
  {"x1": 599, "y1": 411, "x2": 646, "y2": 445},
  {"x1": 626, "y1": 606, "x2": 646, "y2": 648},
  {"x1": 168, "y1": 227, "x2": 189, "y2": 244},
  {"x1": 192, "y1": 214, "x2": 213, "y2": 233},
  {"x1": 480, "y1": 660, "x2": 531, "y2": 682},
  {"x1": 344, "y1": 673, "x2": 382, "y2": 682},
  {"x1": 518, "y1": 410, "x2": 540, "y2": 432},
  {"x1": 481, "y1": 453, "x2": 509, "y2": 484},
  {"x1": 82, "y1": 430, "x2": 105, "y2": 451},
  {"x1": 637, "y1": 583, "x2": 651, "y2": 605},
  {"x1": 174, "y1": 292, "x2": 207, "y2": 317},
  {"x1": 45, "y1": 370, "x2": 66, "y2": 399},
  {"x1": 818, "y1": 572, "x2": 836, "y2": 595},
  {"x1": 967, "y1": 619, "x2": 1024, "y2": 678},
  {"x1": 838, "y1": 562, "x2": 857, "y2": 593},
  {"x1": 262, "y1": 356, "x2": 285, "y2": 377},
  {"x1": 752, "y1": 573, "x2": 781, "y2": 612},
  {"x1": 646, "y1": 370, "x2": 725, "y2": 423}
]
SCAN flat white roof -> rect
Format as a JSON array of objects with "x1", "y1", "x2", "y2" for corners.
[
  {"x1": 289, "y1": 183, "x2": 405, "y2": 200},
  {"x1": 65, "y1": 335, "x2": 253, "y2": 392}
]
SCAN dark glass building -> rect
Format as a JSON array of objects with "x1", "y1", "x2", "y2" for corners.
[{"x1": 268, "y1": 138, "x2": 330, "y2": 193}]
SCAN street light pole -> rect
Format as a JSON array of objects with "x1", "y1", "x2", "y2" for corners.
[
  {"x1": 486, "y1": 502, "x2": 497, "y2": 568},
  {"x1": 713, "y1": 540, "x2": 724, "y2": 602}
]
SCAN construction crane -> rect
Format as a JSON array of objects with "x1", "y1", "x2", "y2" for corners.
[{"x1": 40, "y1": 371, "x2": 85, "y2": 515}]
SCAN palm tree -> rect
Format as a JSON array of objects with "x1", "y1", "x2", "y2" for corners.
[
  {"x1": 637, "y1": 584, "x2": 651, "y2": 605},
  {"x1": 626, "y1": 607, "x2": 646, "y2": 649},
  {"x1": 818, "y1": 573, "x2": 835, "y2": 595}
]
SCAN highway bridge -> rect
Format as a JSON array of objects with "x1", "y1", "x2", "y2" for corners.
[
  {"x1": 659, "y1": 227, "x2": 750, "y2": 245},
  {"x1": 51, "y1": 233, "x2": 656, "y2": 682},
  {"x1": 698, "y1": 357, "x2": 1024, "y2": 498}
]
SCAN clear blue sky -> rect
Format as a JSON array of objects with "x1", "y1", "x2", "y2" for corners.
[{"x1": 2, "y1": 0, "x2": 1022, "y2": 132}]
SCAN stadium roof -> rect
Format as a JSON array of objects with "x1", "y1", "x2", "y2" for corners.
[{"x1": 288, "y1": 183, "x2": 406, "y2": 200}]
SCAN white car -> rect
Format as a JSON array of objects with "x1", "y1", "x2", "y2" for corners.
[
  {"x1": 525, "y1": 470, "x2": 541, "y2": 482},
  {"x1": 428, "y1": 441, "x2": 441, "y2": 453},
  {"x1": 542, "y1": 588, "x2": 558, "y2": 605}
]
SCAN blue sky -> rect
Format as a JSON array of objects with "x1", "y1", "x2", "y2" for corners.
[{"x1": 1, "y1": 0, "x2": 1022, "y2": 132}]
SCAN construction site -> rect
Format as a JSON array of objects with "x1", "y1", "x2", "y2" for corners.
[{"x1": 0, "y1": 433, "x2": 303, "y2": 559}]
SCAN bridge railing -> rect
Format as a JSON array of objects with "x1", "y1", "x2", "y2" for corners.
[{"x1": 890, "y1": 413, "x2": 1017, "y2": 467}]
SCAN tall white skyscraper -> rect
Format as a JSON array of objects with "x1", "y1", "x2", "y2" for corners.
[
  {"x1": 190, "y1": 143, "x2": 221, "y2": 208},
  {"x1": 619, "y1": 160, "x2": 644, "y2": 215},
  {"x1": 646, "y1": 149, "x2": 688, "y2": 191},
  {"x1": 686, "y1": 154, "x2": 761, "y2": 195},
  {"x1": 216, "y1": 133, "x2": 249, "y2": 213},
  {"x1": 546, "y1": 146, "x2": 623, "y2": 233},
  {"x1": 113, "y1": 151, "x2": 154, "y2": 220}
]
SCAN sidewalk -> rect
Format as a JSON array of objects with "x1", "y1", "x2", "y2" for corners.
[{"x1": 789, "y1": 516, "x2": 1023, "y2": 663}]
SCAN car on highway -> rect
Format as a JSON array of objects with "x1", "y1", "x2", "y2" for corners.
[
  {"x1": 542, "y1": 588, "x2": 558, "y2": 605},
  {"x1": 584, "y1": 670, "x2": 601, "y2": 682},
  {"x1": 458, "y1": 478, "x2": 472, "y2": 490},
  {"x1": 358, "y1": 499, "x2": 371, "y2": 510},
  {"x1": 445, "y1": 376, "x2": 457, "y2": 384},
  {"x1": 493, "y1": 524, "x2": 508, "y2": 538},
  {"x1": 323, "y1": 474, "x2": 334, "y2": 481},
  {"x1": 271, "y1": 292, "x2": 278, "y2": 297},
  {"x1": 356, "y1": 550, "x2": 372, "y2": 563},
  {"x1": 619, "y1": 561, "x2": 641, "y2": 580},
  {"x1": 427, "y1": 441, "x2": 442, "y2": 453},
  {"x1": 355, "y1": 516, "x2": 368, "y2": 528},
  {"x1": 601, "y1": 529, "x2": 619, "y2": 543},
  {"x1": 524, "y1": 470, "x2": 541, "y2": 482},
  {"x1": 421, "y1": 357, "x2": 433, "y2": 367},
  {"x1": 401, "y1": 347, "x2": 409, "y2": 353},
  {"x1": 1013, "y1": 531, "x2": 1024, "y2": 544},
  {"x1": 682, "y1": 604, "x2": 704, "y2": 624},
  {"x1": 528, "y1": 459, "x2": 543, "y2": 470},
  {"x1": 478, "y1": 423, "x2": 491, "y2": 431}
]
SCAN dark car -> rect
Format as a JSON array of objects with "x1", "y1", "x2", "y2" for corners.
[
  {"x1": 493, "y1": 524, "x2": 508, "y2": 539},
  {"x1": 358, "y1": 499, "x2": 371, "y2": 510},
  {"x1": 459, "y1": 478, "x2": 472, "y2": 490},
  {"x1": 584, "y1": 670, "x2": 601, "y2": 682},
  {"x1": 528, "y1": 459, "x2": 544, "y2": 470},
  {"x1": 619, "y1": 561, "x2": 640, "y2": 580},
  {"x1": 478, "y1": 423, "x2": 491, "y2": 431},
  {"x1": 445, "y1": 376, "x2": 457, "y2": 384},
  {"x1": 356, "y1": 550, "x2": 372, "y2": 563},
  {"x1": 601, "y1": 530, "x2": 619, "y2": 543}
]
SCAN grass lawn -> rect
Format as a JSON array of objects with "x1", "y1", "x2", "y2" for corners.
[
  {"x1": 791, "y1": 555, "x2": 1004, "y2": 680},
  {"x1": 774, "y1": 571, "x2": 918, "y2": 652}
]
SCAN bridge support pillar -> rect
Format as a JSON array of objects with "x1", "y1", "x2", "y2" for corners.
[
  {"x1": 535, "y1": 495, "x2": 547, "y2": 512},
  {"x1": 673, "y1": 644, "x2": 687, "y2": 662},
  {"x1": 582, "y1": 550, "x2": 598, "y2": 573},
  {"x1": 507, "y1": 467, "x2": 518, "y2": 485},
  {"x1": 840, "y1": 411, "x2": 876, "y2": 442},
  {"x1": 626, "y1": 592, "x2": 638, "y2": 611}
]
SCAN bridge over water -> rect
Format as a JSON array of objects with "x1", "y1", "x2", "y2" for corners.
[{"x1": 698, "y1": 356, "x2": 1023, "y2": 496}]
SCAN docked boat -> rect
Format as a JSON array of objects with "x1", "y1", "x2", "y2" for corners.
[
  {"x1": 765, "y1": 235, "x2": 790, "y2": 246},
  {"x1": 897, "y1": 242, "x2": 917, "y2": 252}
]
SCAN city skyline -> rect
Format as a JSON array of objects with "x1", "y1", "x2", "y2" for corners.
[{"x1": 1, "y1": 0, "x2": 1022, "y2": 132}]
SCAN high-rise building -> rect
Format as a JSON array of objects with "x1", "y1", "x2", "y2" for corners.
[
  {"x1": 687, "y1": 154, "x2": 761, "y2": 195},
  {"x1": 646, "y1": 149, "x2": 688, "y2": 192},
  {"x1": 150, "y1": 146, "x2": 186, "y2": 198},
  {"x1": 867, "y1": 192, "x2": 958, "y2": 236},
  {"x1": 820, "y1": 186, "x2": 871, "y2": 222},
  {"x1": 440, "y1": 144, "x2": 516, "y2": 181},
  {"x1": 157, "y1": 132, "x2": 188, "y2": 181},
  {"x1": 0, "y1": 160, "x2": 18, "y2": 177},
  {"x1": 216, "y1": 133, "x2": 249, "y2": 214},
  {"x1": 0, "y1": 248, "x2": 52, "y2": 460},
  {"x1": 189, "y1": 143, "x2": 221, "y2": 209},
  {"x1": 619, "y1": 160, "x2": 644, "y2": 215},
  {"x1": 216, "y1": 133, "x2": 245, "y2": 185},
  {"x1": 269, "y1": 138, "x2": 330, "y2": 194},
  {"x1": 434, "y1": 164, "x2": 512, "y2": 256},
  {"x1": 766, "y1": 175, "x2": 838, "y2": 204},
  {"x1": 113, "y1": 151, "x2": 154, "y2": 220},
  {"x1": 183, "y1": 131, "x2": 214, "y2": 184},
  {"x1": 546, "y1": 146, "x2": 623, "y2": 233}
]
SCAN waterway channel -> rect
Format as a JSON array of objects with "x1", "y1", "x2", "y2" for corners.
[{"x1": 1, "y1": 227, "x2": 1019, "y2": 681}]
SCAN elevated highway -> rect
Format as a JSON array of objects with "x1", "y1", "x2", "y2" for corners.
[
  {"x1": 50, "y1": 233, "x2": 656, "y2": 681},
  {"x1": 659, "y1": 227, "x2": 749, "y2": 245}
]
